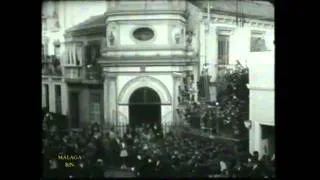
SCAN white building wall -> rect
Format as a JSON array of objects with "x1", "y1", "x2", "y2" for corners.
[
  {"x1": 199, "y1": 13, "x2": 274, "y2": 81},
  {"x1": 42, "y1": 1, "x2": 107, "y2": 56},
  {"x1": 247, "y1": 51, "x2": 275, "y2": 155}
]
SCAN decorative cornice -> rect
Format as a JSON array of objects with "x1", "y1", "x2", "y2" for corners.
[
  {"x1": 105, "y1": 10, "x2": 188, "y2": 18},
  {"x1": 109, "y1": 19, "x2": 186, "y2": 24},
  {"x1": 172, "y1": 72, "x2": 184, "y2": 79},
  {"x1": 202, "y1": 10, "x2": 274, "y2": 22},
  {"x1": 99, "y1": 54, "x2": 196, "y2": 60},
  {"x1": 103, "y1": 46, "x2": 189, "y2": 52},
  {"x1": 98, "y1": 59, "x2": 198, "y2": 67},
  {"x1": 64, "y1": 78, "x2": 102, "y2": 85},
  {"x1": 203, "y1": 14, "x2": 274, "y2": 29}
]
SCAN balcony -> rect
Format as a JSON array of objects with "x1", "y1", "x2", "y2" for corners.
[
  {"x1": 42, "y1": 55, "x2": 62, "y2": 77},
  {"x1": 64, "y1": 63, "x2": 103, "y2": 84}
]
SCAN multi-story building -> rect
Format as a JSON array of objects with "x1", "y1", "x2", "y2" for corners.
[
  {"x1": 41, "y1": 0, "x2": 274, "y2": 146},
  {"x1": 195, "y1": 0, "x2": 274, "y2": 101},
  {"x1": 42, "y1": 1, "x2": 108, "y2": 116}
]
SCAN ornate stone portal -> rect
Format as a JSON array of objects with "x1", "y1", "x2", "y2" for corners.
[{"x1": 103, "y1": 75, "x2": 175, "y2": 128}]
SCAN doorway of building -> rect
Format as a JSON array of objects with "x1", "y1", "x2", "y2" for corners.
[
  {"x1": 129, "y1": 87, "x2": 161, "y2": 128},
  {"x1": 261, "y1": 125, "x2": 275, "y2": 157},
  {"x1": 69, "y1": 92, "x2": 80, "y2": 128}
]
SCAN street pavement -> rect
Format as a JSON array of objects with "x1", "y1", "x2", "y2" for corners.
[{"x1": 104, "y1": 167, "x2": 136, "y2": 177}]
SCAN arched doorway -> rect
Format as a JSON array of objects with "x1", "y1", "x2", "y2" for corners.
[{"x1": 129, "y1": 87, "x2": 161, "y2": 127}]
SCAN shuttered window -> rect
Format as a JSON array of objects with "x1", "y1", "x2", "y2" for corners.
[{"x1": 217, "y1": 35, "x2": 229, "y2": 65}]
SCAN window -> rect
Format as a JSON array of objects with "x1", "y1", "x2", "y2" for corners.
[
  {"x1": 55, "y1": 85, "x2": 62, "y2": 114},
  {"x1": 67, "y1": 45, "x2": 72, "y2": 64},
  {"x1": 70, "y1": 92, "x2": 80, "y2": 128},
  {"x1": 54, "y1": 41, "x2": 60, "y2": 59},
  {"x1": 251, "y1": 32, "x2": 267, "y2": 52},
  {"x1": 42, "y1": 18, "x2": 47, "y2": 31},
  {"x1": 42, "y1": 40, "x2": 49, "y2": 61},
  {"x1": 133, "y1": 27, "x2": 154, "y2": 41},
  {"x1": 85, "y1": 44, "x2": 100, "y2": 65},
  {"x1": 42, "y1": 45, "x2": 44, "y2": 60},
  {"x1": 76, "y1": 45, "x2": 83, "y2": 65},
  {"x1": 89, "y1": 92, "x2": 101, "y2": 123},
  {"x1": 45, "y1": 84, "x2": 49, "y2": 109},
  {"x1": 217, "y1": 34, "x2": 229, "y2": 65}
]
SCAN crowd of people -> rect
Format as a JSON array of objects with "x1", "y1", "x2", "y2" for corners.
[{"x1": 42, "y1": 112, "x2": 275, "y2": 178}]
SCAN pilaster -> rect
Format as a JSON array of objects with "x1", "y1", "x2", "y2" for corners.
[
  {"x1": 172, "y1": 72, "x2": 183, "y2": 124},
  {"x1": 61, "y1": 79, "x2": 68, "y2": 116},
  {"x1": 103, "y1": 73, "x2": 109, "y2": 125},
  {"x1": 48, "y1": 78, "x2": 56, "y2": 112},
  {"x1": 249, "y1": 121, "x2": 262, "y2": 156},
  {"x1": 42, "y1": 84, "x2": 46, "y2": 108},
  {"x1": 108, "y1": 74, "x2": 118, "y2": 125}
]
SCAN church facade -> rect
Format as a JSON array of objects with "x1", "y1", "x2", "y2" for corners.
[{"x1": 42, "y1": 0, "x2": 274, "y2": 132}]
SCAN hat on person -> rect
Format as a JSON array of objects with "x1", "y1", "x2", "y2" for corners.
[{"x1": 143, "y1": 144, "x2": 149, "y2": 150}]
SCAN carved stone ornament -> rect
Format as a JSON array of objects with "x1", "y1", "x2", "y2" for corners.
[
  {"x1": 172, "y1": 26, "x2": 184, "y2": 45},
  {"x1": 186, "y1": 31, "x2": 193, "y2": 45},
  {"x1": 109, "y1": 32, "x2": 115, "y2": 46},
  {"x1": 107, "y1": 22, "x2": 117, "y2": 46},
  {"x1": 175, "y1": 33, "x2": 181, "y2": 44}
]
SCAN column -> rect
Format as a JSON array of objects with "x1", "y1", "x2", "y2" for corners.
[
  {"x1": 254, "y1": 122, "x2": 262, "y2": 158},
  {"x1": 72, "y1": 43, "x2": 76, "y2": 65},
  {"x1": 172, "y1": 73, "x2": 182, "y2": 125},
  {"x1": 103, "y1": 74, "x2": 109, "y2": 125},
  {"x1": 48, "y1": 78, "x2": 56, "y2": 112},
  {"x1": 249, "y1": 121, "x2": 262, "y2": 155},
  {"x1": 108, "y1": 74, "x2": 117, "y2": 125},
  {"x1": 193, "y1": 66, "x2": 199, "y2": 102},
  {"x1": 42, "y1": 84, "x2": 46, "y2": 108},
  {"x1": 61, "y1": 80, "x2": 68, "y2": 116}
]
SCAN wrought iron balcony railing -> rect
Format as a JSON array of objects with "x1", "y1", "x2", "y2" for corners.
[
  {"x1": 63, "y1": 64, "x2": 103, "y2": 82},
  {"x1": 42, "y1": 55, "x2": 62, "y2": 76}
]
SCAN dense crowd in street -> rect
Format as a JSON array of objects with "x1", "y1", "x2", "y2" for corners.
[{"x1": 42, "y1": 112, "x2": 275, "y2": 178}]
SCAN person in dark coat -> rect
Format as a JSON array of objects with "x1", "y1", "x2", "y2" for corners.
[
  {"x1": 107, "y1": 135, "x2": 120, "y2": 167},
  {"x1": 249, "y1": 162, "x2": 264, "y2": 178},
  {"x1": 252, "y1": 151, "x2": 259, "y2": 163},
  {"x1": 91, "y1": 159, "x2": 105, "y2": 178}
]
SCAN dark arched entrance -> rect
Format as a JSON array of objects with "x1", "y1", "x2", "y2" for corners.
[{"x1": 129, "y1": 87, "x2": 161, "y2": 127}]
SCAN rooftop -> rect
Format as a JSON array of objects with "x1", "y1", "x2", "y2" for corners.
[
  {"x1": 65, "y1": 14, "x2": 106, "y2": 33},
  {"x1": 190, "y1": 0, "x2": 274, "y2": 20},
  {"x1": 66, "y1": 0, "x2": 274, "y2": 34}
]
